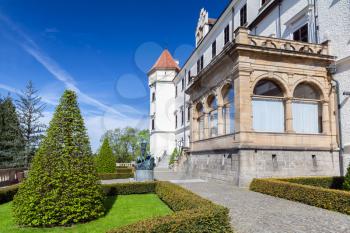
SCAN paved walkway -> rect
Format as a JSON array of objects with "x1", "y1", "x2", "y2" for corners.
[{"x1": 155, "y1": 170, "x2": 350, "y2": 233}]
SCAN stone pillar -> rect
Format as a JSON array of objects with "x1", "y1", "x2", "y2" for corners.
[
  {"x1": 285, "y1": 98, "x2": 294, "y2": 133},
  {"x1": 217, "y1": 105, "x2": 224, "y2": 135},
  {"x1": 322, "y1": 101, "x2": 330, "y2": 134}
]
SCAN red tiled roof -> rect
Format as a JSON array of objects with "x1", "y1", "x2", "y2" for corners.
[{"x1": 149, "y1": 49, "x2": 180, "y2": 74}]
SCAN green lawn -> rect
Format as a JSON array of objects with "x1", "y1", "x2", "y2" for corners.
[{"x1": 0, "y1": 194, "x2": 172, "y2": 233}]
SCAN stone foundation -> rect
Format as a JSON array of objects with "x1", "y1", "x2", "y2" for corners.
[{"x1": 181, "y1": 149, "x2": 340, "y2": 187}]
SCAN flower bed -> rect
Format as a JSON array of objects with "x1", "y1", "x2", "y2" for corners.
[{"x1": 250, "y1": 177, "x2": 350, "y2": 215}]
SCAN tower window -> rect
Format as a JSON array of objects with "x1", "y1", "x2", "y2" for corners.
[
  {"x1": 200, "y1": 55, "x2": 204, "y2": 71},
  {"x1": 151, "y1": 119, "x2": 155, "y2": 130},
  {"x1": 175, "y1": 114, "x2": 178, "y2": 128},
  {"x1": 187, "y1": 70, "x2": 191, "y2": 84},
  {"x1": 181, "y1": 107, "x2": 184, "y2": 126},
  {"x1": 240, "y1": 4, "x2": 247, "y2": 26},
  {"x1": 181, "y1": 78, "x2": 184, "y2": 91},
  {"x1": 175, "y1": 85, "x2": 178, "y2": 97},
  {"x1": 152, "y1": 92, "x2": 155, "y2": 102},
  {"x1": 293, "y1": 24, "x2": 308, "y2": 42},
  {"x1": 187, "y1": 106, "x2": 191, "y2": 121},
  {"x1": 197, "y1": 59, "x2": 200, "y2": 74},
  {"x1": 224, "y1": 25, "x2": 230, "y2": 45},
  {"x1": 212, "y1": 40, "x2": 216, "y2": 58}
]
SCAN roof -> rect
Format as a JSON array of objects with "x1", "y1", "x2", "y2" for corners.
[{"x1": 148, "y1": 49, "x2": 180, "y2": 74}]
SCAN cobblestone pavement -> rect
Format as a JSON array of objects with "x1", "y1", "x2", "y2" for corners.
[{"x1": 155, "y1": 170, "x2": 350, "y2": 233}]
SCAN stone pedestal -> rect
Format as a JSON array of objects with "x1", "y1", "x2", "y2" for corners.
[{"x1": 135, "y1": 170, "x2": 154, "y2": 182}]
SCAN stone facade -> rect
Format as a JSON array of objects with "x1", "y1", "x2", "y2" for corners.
[{"x1": 183, "y1": 28, "x2": 339, "y2": 186}]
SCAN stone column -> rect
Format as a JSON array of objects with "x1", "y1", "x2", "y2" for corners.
[
  {"x1": 322, "y1": 101, "x2": 330, "y2": 134},
  {"x1": 217, "y1": 105, "x2": 224, "y2": 135},
  {"x1": 285, "y1": 98, "x2": 294, "y2": 133}
]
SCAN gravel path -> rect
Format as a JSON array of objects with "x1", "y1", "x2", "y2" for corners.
[{"x1": 155, "y1": 170, "x2": 350, "y2": 233}]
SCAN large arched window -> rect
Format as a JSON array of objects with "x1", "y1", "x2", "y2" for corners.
[
  {"x1": 196, "y1": 103, "x2": 205, "y2": 140},
  {"x1": 252, "y1": 79, "x2": 285, "y2": 132},
  {"x1": 207, "y1": 95, "x2": 218, "y2": 137},
  {"x1": 222, "y1": 85, "x2": 235, "y2": 134},
  {"x1": 292, "y1": 83, "x2": 322, "y2": 133}
]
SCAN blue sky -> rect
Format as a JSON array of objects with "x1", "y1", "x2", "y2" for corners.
[{"x1": 0, "y1": 0, "x2": 229, "y2": 151}]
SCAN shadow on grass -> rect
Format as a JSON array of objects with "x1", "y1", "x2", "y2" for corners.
[{"x1": 104, "y1": 196, "x2": 118, "y2": 215}]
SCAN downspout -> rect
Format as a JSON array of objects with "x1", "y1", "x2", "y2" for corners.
[
  {"x1": 183, "y1": 69, "x2": 186, "y2": 149},
  {"x1": 313, "y1": 0, "x2": 319, "y2": 43},
  {"x1": 331, "y1": 75, "x2": 344, "y2": 176}
]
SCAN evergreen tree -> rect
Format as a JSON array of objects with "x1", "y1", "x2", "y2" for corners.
[
  {"x1": 95, "y1": 138, "x2": 116, "y2": 173},
  {"x1": 13, "y1": 90, "x2": 104, "y2": 227},
  {"x1": 16, "y1": 81, "x2": 46, "y2": 168},
  {"x1": 0, "y1": 96, "x2": 25, "y2": 168},
  {"x1": 344, "y1": 165, "x2": 350, "y2": 190}
]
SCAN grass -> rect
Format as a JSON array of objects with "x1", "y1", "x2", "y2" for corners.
[{"x1": 0, "y1": 194, "x2": 172, "y2": 233}]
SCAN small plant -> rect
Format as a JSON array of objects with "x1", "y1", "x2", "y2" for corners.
[
  {"x1": 168, "y1": 148, "x2": 179, "y2": 166},
  {"x1": 95, "y1": 138, "x2": 116, "y2": 173},
  {"x1": 12, "y1": 90, "x2": 105, "y2": 227}
]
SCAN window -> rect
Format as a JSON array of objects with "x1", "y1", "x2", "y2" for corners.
[
  {"x1": 175, "y1": 85, "x2": 178, "y2": 97},
  {"x1": 197, "y1": 59, "x2": 200, "y2": 74},
  {"x1": 252, "y1": 80, "x2": 285, "y2": 132},
  {"x1": 175, "y1": 113, "x2": 178, "y2": 129},
  {"x1": 222, "y1": 85, "x2": 235, "y2": 134},
  {"x1": 151, "y1": 119, "x2": 155, "y2": 130},
  {"x1": 187, "y1": 70, "x2": 191, "y2": 84},
  {"x1": 261, "y1": 0, "x2": 269, "y2": 6},
  {"x1": 293, "y1": 24, "x2": 308, "y2": 42},
  {"x1": 212, "y1": 40, "x2": 216, "y2": 58},
  {"x1": 224, "y1": 25, "x2": 230, "y2": 45},
  {"x1": 181, "y1": 107, "x2": 184, "y2": 126},
  {"x1": 151, "y1": 92, "x2": 155, "y2": 102},
  {"x1": 240, "y1": 4, "x2": 247, "y2": 26},
  {"x1": 200, "y1": 55, "x2": 204, "y2": 71},
  {"x1": 196, "y1": 103, "x2": 205, "y2": 140},
  {"x1": 187, "y1": 106, "x2": 191, "y2": 121},
  {"x1": 208, "y1": 96, "x2": 218, "y2": 137},
  {"x1": 292, "y1": 83, "x2": 322, "y2": 133},
  {"x1": 181, "y1": 78, "x2": 184, "y2": 91}
]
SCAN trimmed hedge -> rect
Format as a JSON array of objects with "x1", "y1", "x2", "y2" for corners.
[
  {"x1": 102, "y1": 182, "x2": 156, "y2": 196},
  {"x1": 98, "y1": 173, "x2": 133, "y2": 180},
  {"x1": 276, "y1": 177, "x2": 344, "y2": 190},
  {"x1": 0, "y1": 184, "x2": 19, "y2": 204},
  {"x1": 116, "y1": 167, "x2": 133, "y2": 173},
  {"x1": 250, "y1": 178, "x2": 350, "y2": 215},
  {"x1": 108, "y1": 181, "x2": 233, "y2": 233}
]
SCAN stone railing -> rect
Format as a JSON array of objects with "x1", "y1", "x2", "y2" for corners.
[
  {"x1": 116, "y1": 163, "x2": 134, "y2": 167},
  {"x1": 234, "y1": 27, "x2": 329, "y2": 56},
  {"x1": 0, "y1": 168, "x2": 25, "y2": 187}
]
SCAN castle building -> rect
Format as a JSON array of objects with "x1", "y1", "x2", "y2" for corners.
[{"x1": 148, "y1": 0, "x2": 350, "y2": 186}]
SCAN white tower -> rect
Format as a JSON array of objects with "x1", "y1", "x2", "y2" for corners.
[{"x1": 148, "y1": 49, "x2": 180, "y2": 163}]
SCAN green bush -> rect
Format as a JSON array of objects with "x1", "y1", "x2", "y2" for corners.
[
  {"x1": 277, "y1": 176, "x2": 344, "y2": 189},
  {"x1": 250, "y1": 178, "x2": 350, "y2": 215},
  {"x1": 168, "y1": 148, "x2": 179, "y2": 166},
  {"x1": 0, "y1": 184, "x2": 19, "y2": 204},
  {"x1": 116, "y1": 167, "x2": 133, "y2": 174},
  {"x1": 344, "y1": 165, "x2": 350, "y2": 190},
  {"x1": 98, "y1": 173, "x2": 133, "y2": 180},
  {"x1": 108, "y1": 181, "x2": 233, "y2": 233},
  {"x1": 95, "y1": 138, "x2": 116, "y2": 173},
  {"x1": 102, "y1": 182, "x2": 156, "y2": 196},
  {"x1": 12, "y1": 90, "x2": 105, "y2": 227}
]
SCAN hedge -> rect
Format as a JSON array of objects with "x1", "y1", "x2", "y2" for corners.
[
  {"x1": 0, "y1": 184, "x2": 19, "y2": 204},
  {"x1": 108, "y1": 181, "x2": 233, "y2": 233},
  {"x1": 98, "y1": 173, "x2": 133, "y2": 180},
  {"x1": 250, "y1": 178, "x2": 350, "y2": 215},
  {"x1": 102, "y1": 182, "x2": 156, "y2": 196},
  {"x1": 276, "y1": 177, "x2": 344, "y2": 190},
  {"x1": 116, "y1": 167, "x2": 133, "y2": 174}
]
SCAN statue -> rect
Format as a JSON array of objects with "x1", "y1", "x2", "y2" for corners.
[{"x1": 135, "y1": 140, "x2": 155, "y2": 181}]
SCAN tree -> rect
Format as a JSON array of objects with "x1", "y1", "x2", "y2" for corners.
[
  {"x1": 16, "y1": 81, "x2": 46, "y2": 168},
  {"x1": 0, "y1": 96, "x2": 25, "y2": 168},
  {"x1": 95, "y1": 138, "x2": 116, "y2": 173},
  {"x1": 344, "y1": 166, "x2": 350, "y2": 190},
  {"x1": 13, "y1": 90, "x2": 104, "y2": 227},
  {"x1": 102, "y1": 127, "x2": 150, "y2": 163}
]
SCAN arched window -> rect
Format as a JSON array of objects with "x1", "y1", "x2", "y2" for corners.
[
  {"x1": 292, "y1": 83, "x2": 322, "y2": 133},
  {"x1": 252, "y1": 79, "x2": 285, "y2": 132},
  {"x1": 222, "y1": 85, "x2": 235, "y2": 134},
  {"x1": 208, "y1": 95, "x2": 218, "y2": 137},
  {"x1": 196, "y1": 103, "x2": 205, "y2": 140}
]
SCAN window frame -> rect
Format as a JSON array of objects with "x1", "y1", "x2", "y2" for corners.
[
  {"x1": 293, "y1": 24, "x2": 308, "y2": 43},
  {"x1": 212, "y1": 40, "x2": 217, "y2": 58},
  {"x1": 240, "y1": 4, "x2": 247, "y2": 26},
  {"x1": 224, "y1": 25, "x2": 230, "y2": 45}
]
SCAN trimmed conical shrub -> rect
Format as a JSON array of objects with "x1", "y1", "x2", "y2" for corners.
[
  {"x1": 95, "y1": 138, "x2": 116, "y2": 173},
  {"x1": 13, "y1": 90, "x2": 104, "y2": 227}
]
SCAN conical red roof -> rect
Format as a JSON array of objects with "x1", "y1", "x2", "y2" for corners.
[{"x1": 149, "y1": 49, "x2": 180, "y2": 74}]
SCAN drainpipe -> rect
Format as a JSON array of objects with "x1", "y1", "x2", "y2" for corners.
[
  {"x1": 313, "y1": 0, "x2": 319, "y2": 43},
  {"x1": 183, "y1": 69, "x2": 186, "y2": 149},
  {"x1": 330, "y1": 65, "x2": 344, "y2": 176}
]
